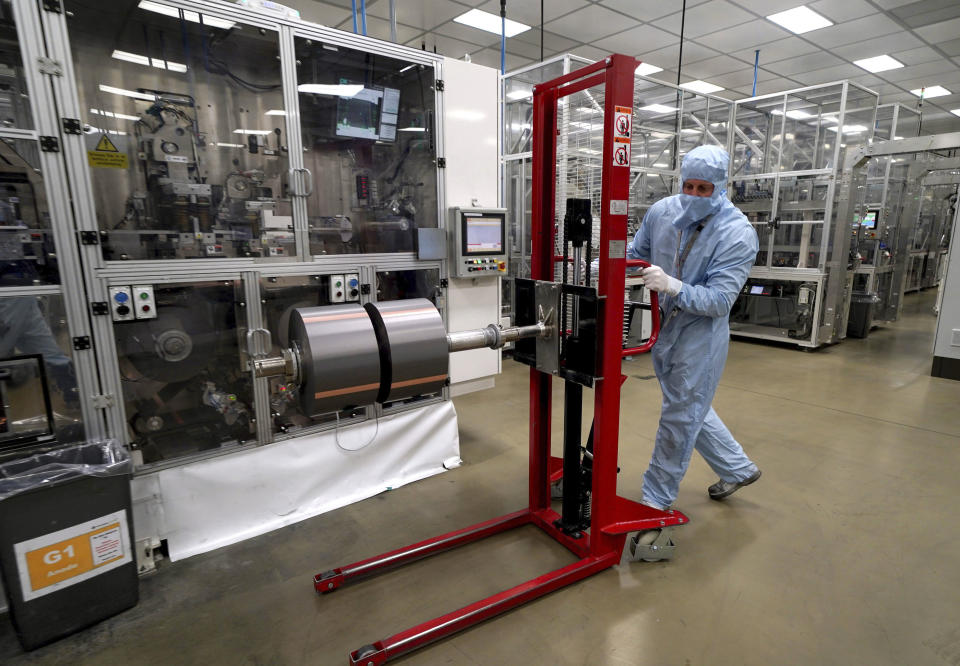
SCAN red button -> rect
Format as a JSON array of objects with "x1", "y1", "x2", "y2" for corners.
[{"x1": 142, "y1": 305, "x2": 151, "y2": 312}]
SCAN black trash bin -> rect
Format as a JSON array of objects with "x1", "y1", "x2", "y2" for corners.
[
  {"x1": 0, "y1": 440, "x2": 137, "y2": 650},
  {"x1": 847, "y1": 293, "x2": 880, "y2": 339}
]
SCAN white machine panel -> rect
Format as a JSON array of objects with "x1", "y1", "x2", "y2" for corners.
[
  {"x1": 132, "y1": 285, "x2": 157, "y2": 320},
  {"x1": 443, "y1": 57, "x2": 502, "y2": 390}
]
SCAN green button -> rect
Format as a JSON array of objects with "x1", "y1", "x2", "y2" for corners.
[{"x1": 140, "y1": 292, "x2": 149, "y2": 299}]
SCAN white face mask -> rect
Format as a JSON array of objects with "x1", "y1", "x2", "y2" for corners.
[{"x1": 678, "y1": 190, "x2": 722, "y2": 221}]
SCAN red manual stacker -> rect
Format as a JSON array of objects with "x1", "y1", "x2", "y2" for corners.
[{"x1": 313, "y1": 54, "x2": 688, "y2": 665}]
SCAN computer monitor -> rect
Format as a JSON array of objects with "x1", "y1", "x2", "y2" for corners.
[
  {"x1": 335, "y1": 85, "x2": 400, "y2": 142},
  {"x1": 860, "y1": 210, "x2": 878, "y2": 230},
  {"x1": 464, "y1": 216, "x2": 504, "y2": 255}
]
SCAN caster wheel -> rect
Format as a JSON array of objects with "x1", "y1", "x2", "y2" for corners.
[
  {"x1": 550, "y1": 478, "x2": 563, "y2": 501},
  {"x1": 634, "y1": 530, "x2": 664, "y2": 562},
  {"x1": 627, "y1": 528, "x2": 677, "y2": 562}
]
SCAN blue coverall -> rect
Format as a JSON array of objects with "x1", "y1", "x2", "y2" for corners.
[{"x1": 630, "y1": 145, "x2": 759, "y2": 510}]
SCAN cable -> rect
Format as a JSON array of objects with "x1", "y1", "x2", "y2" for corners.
[{"x1": 335, "y1": 409, "x2": 380, "y2": 452}]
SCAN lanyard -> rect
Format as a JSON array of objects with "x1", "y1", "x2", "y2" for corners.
[
  {"x1": 660, "y1": 215, "x2": 710, "y2": 329},
  {"x1": 674, "y1": 219, "x2": 707, "y2": 280}
]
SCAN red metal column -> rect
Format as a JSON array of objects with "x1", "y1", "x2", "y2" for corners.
[
  {"x1": 590, "y1": 54, "x2": 639, "y2": 556},
  {"x1": 528, "y1": 84, "x2": 559, "y2": 512}
]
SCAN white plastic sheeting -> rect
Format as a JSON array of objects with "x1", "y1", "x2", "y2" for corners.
[{"x1": 132, "y1": 401, "x2": 461, "y2": 561}]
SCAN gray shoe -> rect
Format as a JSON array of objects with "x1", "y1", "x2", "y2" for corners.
[{"x1": 708, "y1": 469, "x2": 761, "y2": 500}]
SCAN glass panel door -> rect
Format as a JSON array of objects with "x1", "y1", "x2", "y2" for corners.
[
  {"x1": 65, "y1": 0, "x2": 291, "y2": 260},
  {"x1": 294, "y1": 37, "x2": 438, "y2": 255}
]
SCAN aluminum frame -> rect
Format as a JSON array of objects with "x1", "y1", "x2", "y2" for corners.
[{"x1": 727, "y1": 80, "x2": 879, "y2": 347}]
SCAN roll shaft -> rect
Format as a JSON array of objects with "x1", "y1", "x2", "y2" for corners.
[{"x1": 446, "y1": 322, "x2": 549, "y2": 353}]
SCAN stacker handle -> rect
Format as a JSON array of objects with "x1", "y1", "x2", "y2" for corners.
[{"x1": 621, "y1": 259, "x2": 660, "y2": 357}]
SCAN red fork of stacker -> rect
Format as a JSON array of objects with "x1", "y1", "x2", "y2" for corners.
[{"x1": 313, "y1": 54, "x2": 688, "y2": 666}]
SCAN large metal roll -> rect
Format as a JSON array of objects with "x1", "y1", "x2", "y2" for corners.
[
  {"x1": 365, "y1": 299, "x2": 448, "y2": 404},
  {"x1": 289, "y1": 304, "x2": 381, "y2": 416}
]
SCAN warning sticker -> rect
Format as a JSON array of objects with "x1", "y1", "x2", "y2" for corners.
[
  {"x1": 610, "y1": 199, "x2": 628, "y2": 215},
  {"x1": 614, "y1": 106, "x2": 632, "y2": 138},
  {"x1": 87, "y1": 134, "x2": 129, "y2": 169},
  {"x1": 14, "y1": 510, "x2": 131, "y2": 601},
  {"x1": 612, "y1": 136, "x2": 631, "y2": 167}
]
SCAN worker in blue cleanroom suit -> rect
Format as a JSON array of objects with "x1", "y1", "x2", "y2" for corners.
[{"x1": 630, "y1": 144, "x2": 761, "y2": 510}]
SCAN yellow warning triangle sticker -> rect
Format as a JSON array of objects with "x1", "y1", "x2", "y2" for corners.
[{"x1": 94, "y1": 134, "x2": 119, "y2": 152}]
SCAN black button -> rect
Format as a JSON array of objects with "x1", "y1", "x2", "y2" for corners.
[{"x1": 116, "y1": 305, "x2": 130, "y2": 316}]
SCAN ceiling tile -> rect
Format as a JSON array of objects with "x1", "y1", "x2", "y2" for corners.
[
  {"x1": 897, "y1": 1, "x2": 960, "y2": 28},
  {"x1": 695, "y1": 19, "x2": 790, "y2": 53},
  {"x1": 412, "y1": 34, "x2": 487, "y2": 59},
  {"x1": 592, "y1": 24, "x2": 677, "y2": 56},
  {"x1": 940, "y1": 39, "x2": 960, "y2": 58},
  {"x1": 545, "y1": 5, "x2": 640, "y2": 43},
  {"x1": 431, "y1": 21, "x2": 500, "y2": 48},
  {"x1": 709, "y1": 67, "x2": 783, "y2": 89},
  {"x1": 765, "y1": 52, "x2": 845, "y2": 77},
  {"x1": 870, "y1": 0, "x2": 925, "y2": 8},
  {"x1": 682, "y1": 55, "x2": 753, "y2": 78},
  {"x1": 730, "y1": 37, "x2": 819, "y2": 67},
  {"x1": 641, "y1": 42, "x2": 721, "y2": 70},
  {"x1": 873, "y1": 82, "x2": 909, "y2": 95},
  {"x1": 504, "y1": 38, "x2": 549, "y2": 61},
  {"x1": 830, "y1": 32, "x2": 925, "y2": 60},
  {"x1": 476, "y1": 0, "x2": 589, "y2": 25},
  {"x1": 366, "y1": 0, "x2": 468, "y2": 30},
  {"x1": 511, "y1": 28, "x2": 580, "y2": 52},
  {"x1": 803, "y1": 14, "x2": 903, "y2": 49},
  {"x1": 914, "y1": 17, "x2": 960, "y2": 44},
  {"x1": 726, "y1": 0, "x2": 803, "y2": 15},
  {"x1": 336, "y1": 14, "x2": 423, "y2": 43},
  {"x1": 790, "y1": 63, "x2": 873, "y2": 86},
  {"x1": 880, "y1": 60, "x2": 959, "y2": 83},
  {"x1": 599, "y1": 0, "x2": 710, "y2": 21},
  {"x1": 652, "y1": 1, "x2": 754, "y2": 38},
  {"x1": 809, "y1": 0, "x2": 877, "y2": 23},
  {"x1": 749, "y1": 76, "x2": 804, "y2": 96},
  {"x1": 568, "y1": 45, "x2": 612, "y2": 63},
  {"x1": 891, "y1": 46, "x2": 946, "y2": 66},
  {"x1": 470, "y1": 48, "x2": 533, "y2": 72}
]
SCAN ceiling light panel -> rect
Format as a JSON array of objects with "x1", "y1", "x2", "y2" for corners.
[
  {"x1": 911, "y1": 86, "x2": 951, "y2": 98},
  {"x1": 766, "y1": 6, "x2": 833, "y2": 35},
  {"x1": 453, "y1": 9, "x2": 530, "y2": 38},
  {"x1": 639, "y1": 104, "x2": 677, "y2": 113},
  {"x1": 636, "y1": 63, "x2": 663, "y2": 76},
  {"x1": 853, "y1": 55, "x2": 904, "y2": 73},
  {"x1": 679, "y1": 80, "x2": 724, "y2": 94}
]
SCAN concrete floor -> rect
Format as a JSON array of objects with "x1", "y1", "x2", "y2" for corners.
[{"x1": 3, "y1": 291, "x2": 960, "y2": 665}]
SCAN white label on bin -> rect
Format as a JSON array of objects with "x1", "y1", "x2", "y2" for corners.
[{"x1": 13, "y1": 510, "x2": 131, "y2": 601}]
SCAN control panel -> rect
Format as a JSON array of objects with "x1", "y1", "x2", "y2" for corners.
[
  {"x1": 329, "y1": 274, "x2": 345, "y2": 303},
  {"x1": 345, "y1": 273, "x2": 360, "y2": 301},
  {"x1": 108, "y1": 286, "x2": 135, "y2": 322},
  {"x1": 132, "y1": 285, "x2": 157, "y2": 319},
  {"x1": 449, "y1": 207, "x2": 508, "y2": 278},
  {"x1": 109, "y1": 285, "x2": 157, "y2": 321},
  {"x1": 328, "y1": 274, "x2": 361, "y2": 303}
]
